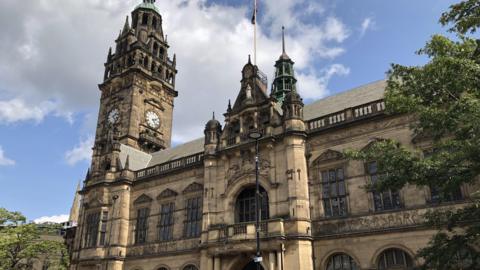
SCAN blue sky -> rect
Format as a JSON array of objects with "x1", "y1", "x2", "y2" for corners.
[{"x1": 0, "y1": 0, "x2": 458, "y2": 222}]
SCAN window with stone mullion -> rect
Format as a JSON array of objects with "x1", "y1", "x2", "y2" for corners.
[
  {"x1": 84, "y1": 212, "x2": 100, "y2": 248},
  {"x1": 184, "y1": 197, "x2": 202, "y2": 238},
  {"x1": 321, "y1": 168, "x2": 348, "y2": 218},
  {"x1": 158, "y1": 202, "x2": 175, "y2": 241},
  {"x1": 135, "y1": 208, "x2": 149, "y2": 244},
  {"x1": 368, "y1": 161, "x2": 401, "y2": 211}
]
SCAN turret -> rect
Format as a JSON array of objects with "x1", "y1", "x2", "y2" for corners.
[
  {"x1": 271, "y1": 27, "x2": 297, "y2": 105},
  {"x1": 204, "y1": 113, "x2": 222, "y2": 155}
]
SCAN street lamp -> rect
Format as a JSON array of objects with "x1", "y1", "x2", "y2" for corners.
[{"x1": 248, "y1": 130, "x2": 263, "y2": 270}]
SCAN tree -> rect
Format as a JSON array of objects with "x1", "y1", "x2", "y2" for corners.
[
  {"x1": 346, "y1": 1, "x2": 480, "y2": 269},
  {"x1": 0, "y1": 208, "x2": 69, "y2": 270}
]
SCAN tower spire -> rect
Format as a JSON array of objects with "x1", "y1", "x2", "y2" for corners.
[{"x1": 282, "y1": 26, "x2": 286, "y2": 54}]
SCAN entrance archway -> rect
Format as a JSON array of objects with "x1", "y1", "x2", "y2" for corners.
[{"x1": 242, "y1": 261, "x2": 265, "y2": 270}]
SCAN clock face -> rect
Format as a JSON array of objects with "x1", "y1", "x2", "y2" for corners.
[
  {"x1": 107, "y1": 109, "x2": 120, "y2": 124},
  {"x1": 146, "y1": 111, "x2": 160, "y2": 129}
]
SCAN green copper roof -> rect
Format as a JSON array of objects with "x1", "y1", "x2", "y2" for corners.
[{"x1": 135, "y1": 1, "x2": 160, "y2": 13}]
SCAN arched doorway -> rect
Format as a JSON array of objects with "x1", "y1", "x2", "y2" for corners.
[{"x1": 242, "y1": 261, "x2": 265, "y2": 270}]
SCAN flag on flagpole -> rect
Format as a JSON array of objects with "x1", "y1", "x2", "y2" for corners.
[{"x1": 251, "y1": 0, "x2": 257, "y2": 25}]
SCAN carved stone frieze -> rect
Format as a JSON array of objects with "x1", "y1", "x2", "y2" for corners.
[
  {"x1": 226, "y1": 152, "x2": 271, "y2": 187},
  {"x1": 313, "y1": 208, "x2": 426, "y2": 236}
]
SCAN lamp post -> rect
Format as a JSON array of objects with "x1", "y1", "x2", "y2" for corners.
[{"x1": 248, "y1": 130, "x2": 263, "y2": 270}]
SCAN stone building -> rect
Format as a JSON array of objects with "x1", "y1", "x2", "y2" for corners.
[{"x1": 70, "y1": 1, "x2": 478, "y2": 270}]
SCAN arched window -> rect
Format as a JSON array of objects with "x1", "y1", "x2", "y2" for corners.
[
  {"x1": 142, "y1": 14, "x2": 149, "y2": 25},
  {"x1": 183, "y1": 265, "x2": 198, "y2": 270},
  {"x1": 326, "y1": 253, "x2": 358, "y2": 270},
  {"x1": 378, "y1": 248, "x2": 413, "y2": 270},
  {"x1": 152, "y1": 17, "x2": 158, "y2": 29},
  {"x1": 236, "y1": 186, "x2": 269, "y2": 223},
  {"x1": 153, "y1": 43, "x2": 159, "y2": 57}
]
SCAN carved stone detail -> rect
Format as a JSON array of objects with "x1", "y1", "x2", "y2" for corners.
[
  {"x1": 157, "y1": 188, "x2": 178, "y2": 200},
  {"x1": 183, "y1": 182, "x2": 204, "y2": 194},
  {"x1": 133, "y1": 194, "x2": 153, "y2": 205}
]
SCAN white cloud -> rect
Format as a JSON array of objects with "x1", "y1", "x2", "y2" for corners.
[
  {"x1": 0, "y1": 99, "x2": 55, "y2": 124},
  {"x1": 0, "y1": 146, "x2": 15, "y2": 166},
  {"x1": 360, "y1": 17, "x2": 375, "y2": 37},
  {"x1": 65, "y1": 136, "x2": 94, "y2": 166},
  {"x1": 34, "y1": 214, "x2": 69, "y2": 224},
  {"x1": 0, "y1": 0, "x2": 352, "y2": 142},
  {"x1": 298, "y1": 64, "x2": 350, "y2": 100}
]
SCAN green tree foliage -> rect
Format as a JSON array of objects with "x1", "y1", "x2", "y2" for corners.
[
  {"x1": 346, "y1": 1, "x2": 480, "y2": 269},
  {"x1": 0, "y1": 208, "x2": 69, "y2": 270}
]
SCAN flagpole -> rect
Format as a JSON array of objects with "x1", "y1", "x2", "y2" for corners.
[{"x1": 253, "y1": 0, "x2": 257, "y2": 66}]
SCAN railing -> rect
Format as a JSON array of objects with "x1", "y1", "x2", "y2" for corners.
[
  {"x1": 136, "y1": 153, "x2": 204, "y2": 179},
  {"x1": 207, "y1": 219, "x2": 283, "y2": 243},
  {"x1": 307, "y1": 99, "x2": 386, "y2": 132}
]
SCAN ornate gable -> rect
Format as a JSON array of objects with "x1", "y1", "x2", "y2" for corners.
[
  {"x1": 314, "y1": 149, "x2": 344, "y2": 164},
  {"x1": 183, "y1": 182, "x2": 204, "y2": 194},
  {"x1": 157, "y1": 188, "x2": 178, "y2": 200},
  {"x1": 133, "y1": 194, "x2": 153, "y2": 205}
]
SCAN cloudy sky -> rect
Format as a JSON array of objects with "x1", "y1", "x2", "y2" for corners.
[{"x1": 0, "y1": 0, "x2": 457, "y2": 222}]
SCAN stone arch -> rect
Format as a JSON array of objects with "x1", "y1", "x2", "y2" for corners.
[
  {"x1": 321, "y1": 248, "x2": 361, "y2": 270},
  {"x1": 224, "y1": 175, "x2": 272, "y2": 209},
  {"x1": 152, "y1": 264, "x2": 170, "y2": 270},
  {"x1": 370, "y1": 244, "x2": 417, "y2": 269},
  {"x1": 179, "y1": 262, "x2": 199, "y2": 270},
  {"x1": 226, "y1": 254, "x2": 268, "y2": 270}
]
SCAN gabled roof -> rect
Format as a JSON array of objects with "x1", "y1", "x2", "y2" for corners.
[
  {"x1": 148, "y1": 137, "x2": 204, "y2": 166},
  {"x1": 303, "y1": 80, "x2": 386, "y2": 120}
]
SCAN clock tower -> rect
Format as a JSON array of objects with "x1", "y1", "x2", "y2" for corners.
[{"x1": 93, "y1": 0, "x2": 177, "y2": 160}]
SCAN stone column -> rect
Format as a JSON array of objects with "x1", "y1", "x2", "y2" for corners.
[
  {"x1": 269, "y1": 252, "x2": 276, "y2": 270},
  {"x1": 277, "y1": 250, "x2": 282, "y2": 270},
  {"x1": 208, "y1": 257, "x2": 214, "y2": 270},
  {"x1": 214, "y1": 256, "x2": 221, "y2": 270}
]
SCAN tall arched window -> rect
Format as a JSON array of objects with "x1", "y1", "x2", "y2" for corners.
[
  {"x1": 326, "y1": 253, "x2": 358, "y2": 270},
  {"x1": 236, "y1": 186, "x2": 269, "y2": 223},
  {"x1": 378, "y1": 248, "x2": 413, "y2": 270},
  {"x1": 183, "y1": 265, "x2": 198, "y2": 270}
]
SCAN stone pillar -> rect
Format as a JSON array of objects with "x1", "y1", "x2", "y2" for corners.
[
  {"x1": 277, "y1": 250, "x2": 283, "y2": 270},
  {"x1": 214, "y1": 256, "x2": 221, "y2": 270},
  {"x1": 269, "y1": 252, "x2": 276, "y2": 270},
  {"x1": 208, "y1": 257, "x2": 214, "y2": 270}
]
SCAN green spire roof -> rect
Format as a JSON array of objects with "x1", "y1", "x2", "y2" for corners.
[
  {"x1": 271, "y1": 26, "x2": 297, "y2": 104},
  {"x1": 135, "y1": 0, "x2": 160, "y2": 13}
]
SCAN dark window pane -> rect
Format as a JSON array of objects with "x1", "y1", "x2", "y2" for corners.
[
  {"x1": 326, "y1": 253, "x2": 359, "y2": 270},
  {"x1": 236, "y1": 187, "x2": 269, "y2": 223},
  {"x1": 184, "y1": 197, "x2": 202, "y2": 238}
]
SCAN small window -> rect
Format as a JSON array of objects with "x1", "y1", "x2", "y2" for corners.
[
  {"x1": 135, "y1": 208, "x2": 149, "y2": 244},
  {"x1": 99, "y1": 211, "x2": 108, "y2": 245},
  {"x1": 368, "y1": 161, "x2": 401, "y2": 211},
  {"x1": 142, "y1": 14, "x2": 149, "y2": 25},
  {"x1": 321, "y1": 168, "x2": 348, "y2": 218},
  {"x1": 378, "y1": 248, "x2": 413, "y2": 270},
  {"x1": 183, "y1": 266, "x2": 198, "y2": 270},
  {"x1": 326, "y1": 253, "x2": 359, "y2": 270},
  {"x1": 152, "y1": 17, "x2": 158, "y2": 29}
]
